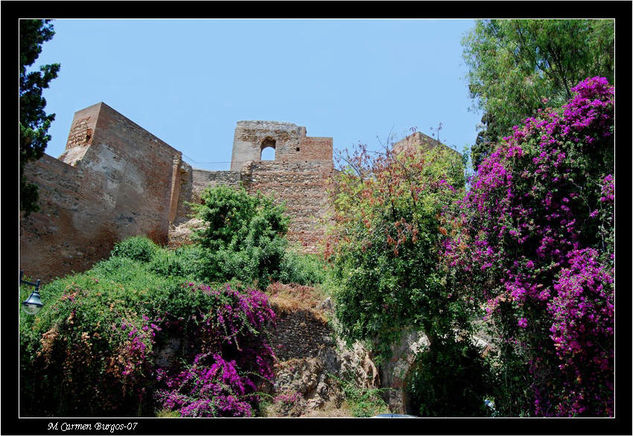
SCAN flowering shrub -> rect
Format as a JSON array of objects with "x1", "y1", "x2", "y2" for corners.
[
  {"x1": 20, "y1": 242, "x2": 276, "y2": 417},
  {"x1": 546, "y1": 248, "x2": 614, "y2": 416},
  {"x1": 153, "y1": 283, "x2": 276, "y2": 417},
  {"x1": 326, "y1": 138, "x2": 494, "y2": 415},
  {"x1": 20, "y1": 257, "x2": 174, "y2": 415},
  {"x1": 155, "y1": 353, "x2": 256, "y2": 417},
  {"x1": 326, "y1": 142, "x2": 467, "y2": 359},
  {"x1": 443, "y1": 77, "x2": 614, "y2": 416}
]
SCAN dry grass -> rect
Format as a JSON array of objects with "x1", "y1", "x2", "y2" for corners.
[
  {"x1": 261, "y1": 400, "x2": 355, "y2": 418},
  {"x1": 266, "y1": 282, "x2": 329, "y2": 322}
]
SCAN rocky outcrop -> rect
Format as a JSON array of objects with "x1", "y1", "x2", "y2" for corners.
[
  {"x1": 167, "y1": 218, "x2": 205, "y2": 248},
  {"x1": 264, "y1": 300, "x2": 381, "y2": 417}
]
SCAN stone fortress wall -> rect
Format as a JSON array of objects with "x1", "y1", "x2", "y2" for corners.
[
  {"x1": 20, "y1": 102, "x2": 449, "y2": 282},
  {"x1": 20, "y1": 103, "x2": 334, "y2": 281},
  {"x1": 227, "y1": 120, "x2": 334, "y2": 252}
]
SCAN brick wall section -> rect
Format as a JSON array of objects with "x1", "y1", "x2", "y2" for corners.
[
  {"x1": 242, "y1": 161, "x2": 333, "y2": 253},
  {"x1": 191, "y1": 169, "x2": 242, "y2": 203},
  {"x1": 20, "y1": 102, "x2": 185, "y2": 281},
  {"x1": 58, "y1": 103, "x2": 101, "y2": 166},
  {"x1": 292, "y1": 137, "x2": 333, "y2": 162}
]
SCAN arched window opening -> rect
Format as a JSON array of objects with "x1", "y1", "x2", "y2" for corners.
[{"x1": 260, "y1": 137, "x2": 276, "y2": 161}]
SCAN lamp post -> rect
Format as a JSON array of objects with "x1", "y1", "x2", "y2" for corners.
[{"x1": 20, "y1": 271, "x2": 43, "y2": 315}]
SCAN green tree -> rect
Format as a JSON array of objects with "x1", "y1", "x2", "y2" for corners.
[
  {"x1": 327, "y1": 142, "x2": 492, "y2": 415},
  {"x1": 20, "y1": 19, "x2": 60, "y2": 216},
  {"x1": 326, "y1": 142, "x2": 468, "y2": 358},
  {"x1": 462, "y1": 19, "x2": 613, "y2": 169}
]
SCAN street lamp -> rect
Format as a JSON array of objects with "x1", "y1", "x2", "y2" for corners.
[{"x1": 20, "y1": 271, "x2": 43, "y2": 315}]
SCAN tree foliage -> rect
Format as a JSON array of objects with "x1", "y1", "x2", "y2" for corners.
[
  {"x1": 20, "y1": 19, "x2": 60, "y2": 216},
  {"x1": 462, "y1": 19, "x2": 613, "y2": 169},
  {"x1": 326, "y1": 142, "x2": 467, "y2": 358},
  {"x1": 327, "y1": 141, "x2": 495, "y2": 415}
]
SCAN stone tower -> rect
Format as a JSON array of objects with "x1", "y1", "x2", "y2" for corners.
[
  {"x1": 230, "y1": 121, "x2": 332, "y2": 171},
  {"x1": 227, "y1": 121, "x2": 334, "y2": 253}
]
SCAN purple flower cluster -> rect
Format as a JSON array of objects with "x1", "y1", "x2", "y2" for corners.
[
  {"x1": 155, "y1": 353, "x2": 255, "y2": 417},
  {"x1": 562, "y1": 77, "x2": 614, "y2": 139},
  {"x1": 444, "y1": 77, "x2": 614, "y2": 416},
  {"x1": 154, "y1": 283, "x2": 276, "y2": 417},
  {"x1": 118, "y1": 315, "x2": 162, "y2": 378},
  {"x1": 209, "y1": 284, "x2": 276, "y2": 345},
  {"x1": 547, "y1": 248, "x2": 614, "y2": 416},
  {"x1": 600, "y1": 174, "x2": 614, "y2": 203}
]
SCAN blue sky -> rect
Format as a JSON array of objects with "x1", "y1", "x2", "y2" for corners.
[{"x1": 33, "y1": 19, "x2": 482, "y2": 171}]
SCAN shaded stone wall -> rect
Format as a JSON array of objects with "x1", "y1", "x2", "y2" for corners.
[
  {"x1": 20, "y1": 102, "x2": 185, "y2": 281},
  {"x1": 20, "y1": 155, "x2": 115, "y2": 281},
  {"x1": 172, "y1": 161, "x2": 193, "y2": 226},
  {"x1": 269, "y1": 309, "x2": 332, "y2": 361}
]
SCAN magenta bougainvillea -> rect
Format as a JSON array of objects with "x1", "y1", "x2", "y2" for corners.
[
  {"x1": 155, "y1": 353, "x2": 256, "y2": 417},
  {"x1": 444, "y1": 77, "x2": 614, "y2": 416},
  {"x1": 153, "y1": 283, "x2": 276, "y2": 417}
]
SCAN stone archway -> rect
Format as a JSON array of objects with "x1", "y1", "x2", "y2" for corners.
[
  {"x1": 402, "y1": 359, "x2": 423, "y2": 415},
  {"x1": 378, "y1": 329, "x2": 430, "y2": 414}
]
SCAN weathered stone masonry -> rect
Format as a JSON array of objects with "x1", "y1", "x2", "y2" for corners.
[
  {"x1": 20, "y1": 103, "x2": 334, "y2": 280},
  {"x1": 20, "y1": 102, "x2": 188, "y2": 281},
  {"x1": 227, "y1": 121, "x2": 334, "y2": 252},
  {"x1": 21, "y1": 102, "x2": 450, "y2": 282}
]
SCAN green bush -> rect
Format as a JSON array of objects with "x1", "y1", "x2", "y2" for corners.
[
  {"x1": 111, "y1": 236, "x2": 158, "y2": 263},
  {"x1": 148, "y1": 244, "x2": 206, "y2": 280},
  {"x1": 278, "y1": 251, "x2": 327, "y2": 286},
  {"x1": 191, "y1": 186, "x2": 291, "y2": 288},
  {"x1": 330, "y1": 372, "x2": 390, "y2": 417}
]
